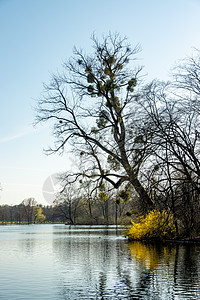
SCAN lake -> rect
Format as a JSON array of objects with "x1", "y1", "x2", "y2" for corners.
[{"x1": 0, "y1": 224, "x2": 199, "y2": 299}]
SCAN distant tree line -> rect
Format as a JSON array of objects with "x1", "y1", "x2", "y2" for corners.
[{"x1": 0, "y1": 192, "x2": 135, "y2": 225}]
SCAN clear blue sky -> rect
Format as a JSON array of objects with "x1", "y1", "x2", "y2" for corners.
[{"x1": 1, "y1": 0, "x2": 200, "y2": 205}]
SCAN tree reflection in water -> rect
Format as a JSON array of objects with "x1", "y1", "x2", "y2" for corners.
[
  {"x1": 128, "y1": 241, "x2": 177, "y2": 271},
  {"x1": 51, "y1": 226, "x2": 200, "y2": 299},
  {"x1": 0, "y1": 225, "x2": 199, "y2": 299},
  {"x1": 127, "y1": 241, "x2": 200, "y2": 299}
]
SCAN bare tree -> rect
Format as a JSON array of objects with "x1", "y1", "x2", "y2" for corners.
[
  {"x1": 35, "y1": 33, "x2": 154, "y2": 208},
  {"x1": 140, "y1": 80, "x2": 200, "y2": 194},
  {"x1": 172, "y1": 48, "x2": 200, "y2": 104},
  {"x1": 21, "y1": 198, "x2": 37, "y2": 224},
  {"x1": 138, "y1": 72, "x2": 200, "y2": 236},
  {"x1": 54, "y1": 185, "x2": 81, "y2": 224}
]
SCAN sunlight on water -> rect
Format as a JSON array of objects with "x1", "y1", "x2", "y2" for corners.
[{"x1": 0, "y1": 224, "x2": 199, "y2": 299}]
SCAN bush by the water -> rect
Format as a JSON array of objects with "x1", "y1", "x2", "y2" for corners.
[{"x1": 126, "y1": 209, "x2": 176, "y2": 240}]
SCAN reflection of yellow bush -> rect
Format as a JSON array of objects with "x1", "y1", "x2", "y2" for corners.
[
  {"x1": 127, "y1": 209, "x2": 175, "y2": 240},
  {"x1": 128, "y1": 241, "x2": 176, "y2": 271},
  {"x1": 128, "y1": 241, "x2": 159, "y2": 271}
]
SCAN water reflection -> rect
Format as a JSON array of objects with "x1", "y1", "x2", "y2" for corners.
[
  {"x1": 0, "y1": 225, "x2": 199, "y2": 299},
  {"x1": 128, "y1": 241, "x2": 178, "y2": 271},
  {"x1": 52, "y1": 226, "x2": 123, "y2": 299},
  {"x1": 128, "y1": 241, "x2": 200, "y2": 299},
  {"x1": 52, "y1": 226, "x2": 200, "y2": 299}
]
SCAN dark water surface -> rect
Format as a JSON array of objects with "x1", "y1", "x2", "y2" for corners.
[{"x1": 0, "y1": 224, "x2": 199, "y2": 299}]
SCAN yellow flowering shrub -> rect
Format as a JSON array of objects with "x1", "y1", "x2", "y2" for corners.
[{"x1": 126, "y1": 209, "x2": 175, "y2": 240}]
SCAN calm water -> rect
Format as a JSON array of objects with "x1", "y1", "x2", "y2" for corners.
[{"x1": 0, "y1": 224, "x2": 199, "y2": 300}]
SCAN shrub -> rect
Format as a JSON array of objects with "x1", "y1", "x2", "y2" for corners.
[{"x1": 126, "y1": 209, "x2": 175, "y2": 240}]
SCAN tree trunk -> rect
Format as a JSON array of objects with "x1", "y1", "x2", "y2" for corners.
[
  {"x1": 115, "y1": 203, "x2": 118, "y2": 226},
  {"x1": 105, "y1": 199, "x2": 109, "y2": 225},
  {"x1": 130, "y1": 174, "x2": 154, "y2": 209}
]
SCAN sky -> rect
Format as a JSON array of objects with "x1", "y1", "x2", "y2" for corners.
[{"x1": 1, "y1": 0, "x2": 200, "y2": 206}]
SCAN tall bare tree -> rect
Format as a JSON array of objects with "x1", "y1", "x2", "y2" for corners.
[{"x1": 35, "y1": 33, "x2": 154, "y2": 208}]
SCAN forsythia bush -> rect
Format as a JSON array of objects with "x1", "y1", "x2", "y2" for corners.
[{"x1": 127, "y1": 209, "x2": 175, "y2": 240}]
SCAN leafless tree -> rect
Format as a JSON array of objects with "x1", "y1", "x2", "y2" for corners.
[
  {"x1": 35, "y1": 33, "x2": 154, "y2": 208},
  {"x1": 172, "y1": 48, "x2": 200, "y2": 109},
  {"x1": 140, "y1": 80, "x2": 200, "y2": 194},
  {"x1": 54, "y1": 185, "x2": 81, "y2": 224},
  {"x1": 138, "y1": 71, "x2": 200, "y2": 236},
  {"x1": 21, "y1": 197, "x2": 37, "y2": 224}
]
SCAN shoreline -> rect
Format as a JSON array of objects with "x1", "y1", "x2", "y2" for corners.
[{"x1": 127, "y1": 237, "x2": 200, "y2": 244}]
